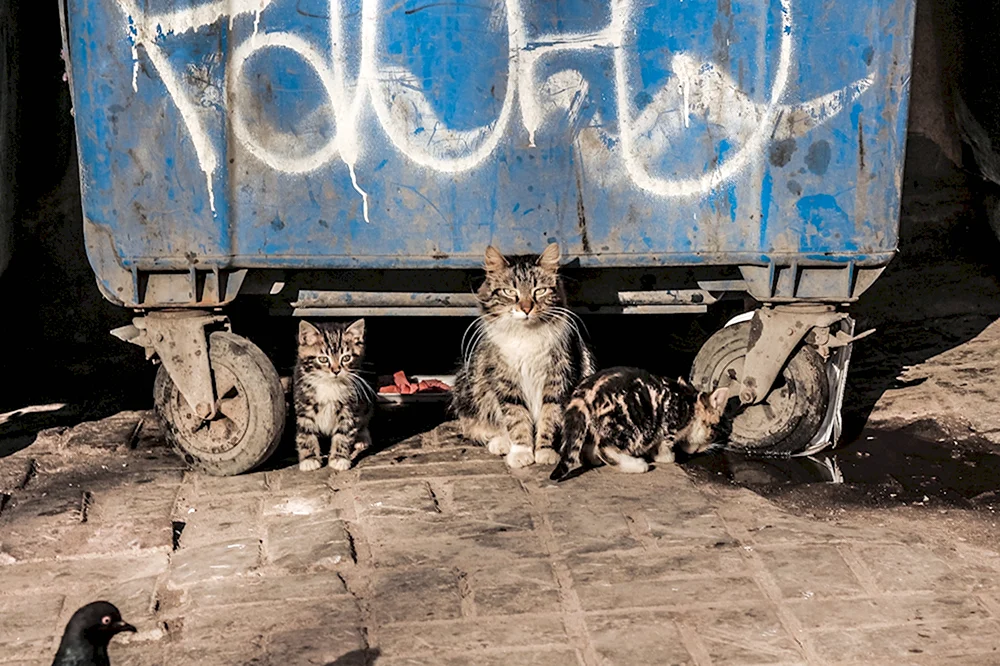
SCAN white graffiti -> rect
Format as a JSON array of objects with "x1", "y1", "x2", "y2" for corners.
[{"x1": 115, "y1": 0, "x2": 873, "y2": 220}]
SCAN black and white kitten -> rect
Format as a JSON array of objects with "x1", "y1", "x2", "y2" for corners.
[
  {"x1": 293, "y1": 319, "x2": 374, "y2": 472},
  {"x1": 550, "y1": 367, "x2": 729, "y2": 481},
  {"x1": 451, "y1": 243, "x2": 596, "y2": 468}
]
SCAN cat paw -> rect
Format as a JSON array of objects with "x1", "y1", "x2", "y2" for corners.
[
  {"x1": 617, "y1": 457, "x2": 650, "y2": 474},
  {"x1": 505, "y1": 446, "x2": 535, "y2": 469},
  {"x1": 298, "y1": 458, "x2": 323, "y2": 472},
  {"x1": 487, "y1": 436, "x2": 512, "y2": 456},
  {"x1": 328, "y1": 457, "x2": 352, "y2": 472},
  {"x1": 534, "y1": 447, "x2": 561, "y2": 465},
  {"x1": 653, "y1": 450, "x2": 676, "y2": 464}
]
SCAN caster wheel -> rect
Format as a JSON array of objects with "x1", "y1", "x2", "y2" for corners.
[
  {"x1": 154, "y1": 331, "x2": 286, "y2": 476},
  {"x1": 690, "y1": 321, "x2": 829, "y2": 455}
]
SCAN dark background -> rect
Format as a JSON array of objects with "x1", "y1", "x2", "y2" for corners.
[{"x1": 1, "y1": 0, "x2": 999, "y2": 445}]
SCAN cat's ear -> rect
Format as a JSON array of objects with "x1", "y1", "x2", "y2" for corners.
[
  {"x1": 676, "y1": 376, "x2": 690, "y2": 388},
  {"x1": 484, "y1": 246, "x2": 508, "y2": 272},
  {"x1": 298, "y1": 320, "x2": 323, "y2": 346},
  {"x1": 345, "y1": 318, "x2": 366, "y2": 341},
  {"x1": 707, "y1": 387, "x2": 730, "y2": 412},
  {"x1": 537, "y1": 242, "x2": 560, "y2": 271}
]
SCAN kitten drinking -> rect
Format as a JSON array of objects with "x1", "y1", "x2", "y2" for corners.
[
  {"x1": 293, "y1": 319, "x2": 374, "y2": 471},
  {"x1": 550, "y1": 367, "x2": 729, "y2": 481},
  {"x1": 451, "y1": 243, "x2": 596, "y2": 468}
]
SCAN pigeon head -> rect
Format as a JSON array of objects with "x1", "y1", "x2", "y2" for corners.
[
  {"x1": 53, "y1": 602, "x2": 136, "y2": 666},
  {"x1": 64, "y1": 601, "x2": 136, "y2": 643}
]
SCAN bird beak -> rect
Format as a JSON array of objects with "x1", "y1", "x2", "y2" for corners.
[{"x1": 114, "y1": 621, "x2": 137, "y2": 633}]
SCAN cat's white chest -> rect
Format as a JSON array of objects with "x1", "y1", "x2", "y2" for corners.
[
  {"x1": 308, "y1": 376, "x2": 351, "y2": 434},
  {"x1": 492, "y1": 323, "x2": 561, "y2": 422}
]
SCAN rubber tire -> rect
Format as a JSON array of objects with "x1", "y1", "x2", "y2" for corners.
[
  {"x1": 690, "y1": 321, "x2": 830, "y2": 455},
  {"x1": 154, "y1": 331, "x2": 286, "y2": 476}
]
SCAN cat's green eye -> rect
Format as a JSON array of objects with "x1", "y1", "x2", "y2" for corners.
[
  {"x1": 534, "y1": 287, "x2": 551, "y2": 297},
  {"x1": 317, "y1": 356, "x2": 329, "y2": 364},
  {"x1": 501, "y1": 288, "x2": 518, "y2": 299},
  {"x1": 341, "y1": 354, "x2": 352, "y2": 364}
]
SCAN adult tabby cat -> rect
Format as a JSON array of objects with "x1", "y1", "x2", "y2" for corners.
[
  {"x1": 452, "y1": 243, "x2": 596, "y2": 468},
  {"x1": 293, "y1": 319, "x2": 374, "y2": 471},
  {"x1": 550, "y1": 367, "x2": 729, "y2": 481}
]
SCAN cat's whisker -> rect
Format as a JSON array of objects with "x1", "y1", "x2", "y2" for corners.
[
  {"x1": 460, "y1": 316, "x2": 487, "y2": 357},
  {"x1": 463, "y1": 327, "x2": 489, "y2": 370},
  {"x1": 547, "y1": 311, "x2": 584, "y2": 341},
  {"x1": 551, "y1": 306, "x2": 589, "y2": 336},
  {"x1": 461, "y1": 314, "x2": 499, "y2": 370},
  {"x1": 346, "y1": 372, "x2": 376, "y2": 402}
]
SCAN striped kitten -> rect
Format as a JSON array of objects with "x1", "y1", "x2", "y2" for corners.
[
  {"x1": 550, "y1": 367, "x2": 729, "y2": 481},
  {"x1": 293, "y1": 319, "x2": 374, "y2": 472},
  {"x1": 452, "y1": 243, "x2": 596, "y2": 468}
]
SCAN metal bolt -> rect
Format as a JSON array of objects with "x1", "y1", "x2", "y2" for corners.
[
  {"x1": 740, "y1": 388, "x2": 756, "y2": 404},
  {"x1": 195, "y1": 402, "x2": 212, "y2": 419}
]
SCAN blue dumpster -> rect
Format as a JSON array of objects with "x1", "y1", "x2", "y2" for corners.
[{"x1": 62, "y1": 0, "x2": 916, "y2": 473}]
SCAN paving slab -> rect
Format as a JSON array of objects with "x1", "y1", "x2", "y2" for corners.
[{"x1": 2, "y1": 409, "x2": 1000, "y2": 666}]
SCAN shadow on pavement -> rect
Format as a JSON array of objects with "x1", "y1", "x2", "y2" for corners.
[{"x1": 843, "y1": 136, "x2": 1000, "y2": 440}]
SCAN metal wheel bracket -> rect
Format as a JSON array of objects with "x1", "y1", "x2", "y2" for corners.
[
  {"x1": 795, "y1": 318, "x2": 856, "y2": 457},
  {"x1": 738, "y1": 305, "x2": 851, "y2": 406},
  {"x1": 111, "y1": 312, "x2": 230, "y2": 419}
]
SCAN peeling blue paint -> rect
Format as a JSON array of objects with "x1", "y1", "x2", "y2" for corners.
[{"x1": 759, "y1": 172, "x2": 773, "y2": 249}]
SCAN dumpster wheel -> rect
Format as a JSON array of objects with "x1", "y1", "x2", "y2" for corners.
[
  {"x1": 154, "y1": 331, "x2": 286, "y2": 476},
  {"x1": 690, "y1": 321, "x2": 829, "y2": 456}
]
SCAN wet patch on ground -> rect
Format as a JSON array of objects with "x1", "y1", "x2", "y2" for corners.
[{"x1": 684, "y1": 421, "x2": 1000, "y2": 514}]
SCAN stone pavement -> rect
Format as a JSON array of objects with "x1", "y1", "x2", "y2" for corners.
[
  {"x1": 2, "y1": 411, "x2": 1000, "y2": 666},
  {"x1": 859, "y1": 316, "x2": 1000, "y2": 443}
]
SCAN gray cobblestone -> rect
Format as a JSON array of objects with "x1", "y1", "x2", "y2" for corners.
[
  {"x1": 184, "y1": 571, "x2": 348, "y2": 607},
  {"x1": 674, "y1": 606, "x2": 802, "y2": 664},
  {"x1": 0, "y1": 592, "x2": 64, "y2": 643},
  {"x1": 785, "y1": 594, "x2": 992, "y2": 630},
  {"x1": 809, "y1": 619, "x2": 1000, "y2": 662},
  {"x1": 370, "y1": 567, "x2": 465, "y2": 624},
  {"x1": 263, "y1": 514, "x2": 353, "y2": 571},
  {"x1": 575, "y1": 575, "x2": 768, "y2": 611},
  {"x1": 379, "y1": 650, "x2": 582, "y2": 666},
  {"x1": 377, "y1": 615, "x2": 571, "y2": 656},
  {"x1": 167, "y1": 539, "x2": 260, "y2": 588},
  {"x1": 586, "y1": 612, "x2": 693, "y2": 665},
  {"x1": 0, "y1": 552, "x2": 168, "y2": 591},
  {"x1": 756, "y1": 545, "x2": 867, "y2": 599}
]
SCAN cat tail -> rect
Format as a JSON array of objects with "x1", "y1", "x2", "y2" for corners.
[{"x1": 550, "y1": 402, "x2": 589, "y2": 482}]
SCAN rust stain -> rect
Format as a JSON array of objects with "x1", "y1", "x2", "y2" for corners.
[
  {"x1": 858, "y1": 116, "x2": 866, "y2": 171},
  {"x1": 575, "y1": 163, "x2": 591, "y2": 253}
]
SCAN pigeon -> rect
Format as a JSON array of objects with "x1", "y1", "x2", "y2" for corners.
[{"x1": 52, "y1": 601, "x2": 136, "y2": 666}]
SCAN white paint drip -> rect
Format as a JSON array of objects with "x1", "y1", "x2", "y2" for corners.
[
  {"x1": 144, "y1": 40, "x2": 218, "y2": 214},
  {"x1": 253, "y1": 0, "x2": 264, "y2": 37},
  {"x1": 127, "y1": 16, "x2": 139, "y2": 92},
  {"x1": 145, "y1": 0, "x2": 276, "y2": 36},
  {"x1": 348, "y1": 163, "x2": 371, "y2": 224},
  {"x1": 681, "y1": 75, "x2": 690, "y2": 129},
  {"x1": 206, "y1": 177, "x2": 216, "y2": 214}
]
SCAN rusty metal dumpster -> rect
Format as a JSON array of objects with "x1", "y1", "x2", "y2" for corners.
[{"x1": 61, "y1": 0, "x2": 916, "y2": 474}]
